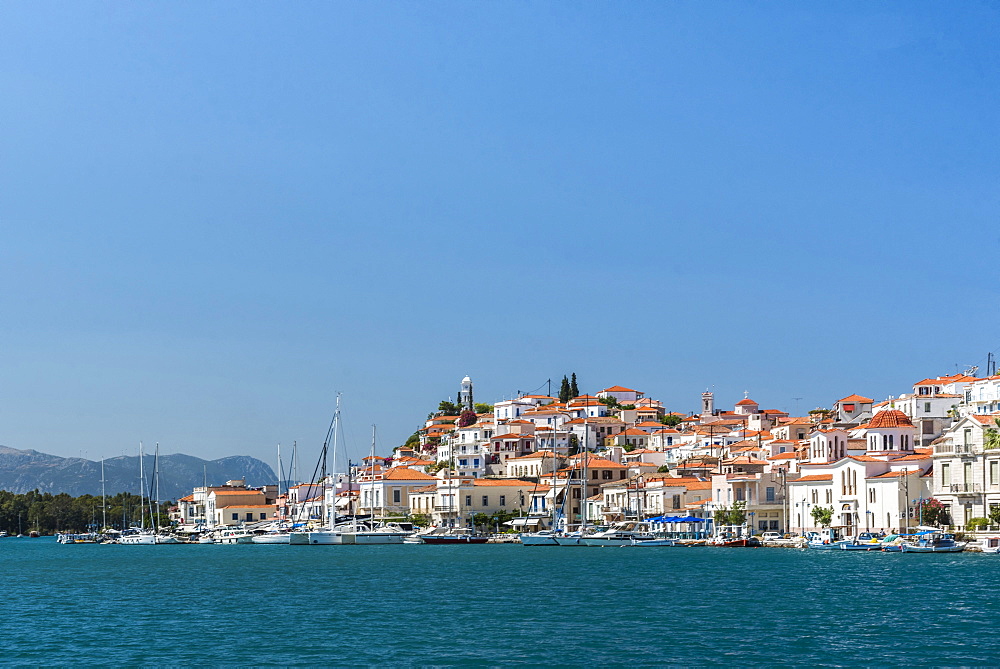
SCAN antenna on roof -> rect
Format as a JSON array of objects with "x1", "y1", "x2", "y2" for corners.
[{"x1": 963, "y1": 365, "x2": 980, "y2": 377}]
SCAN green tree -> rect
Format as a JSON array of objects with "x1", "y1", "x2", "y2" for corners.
[
  {"x1": 559, "y1": 376, "x2": 570, "y2": 403},
  {"x1": 985, "y1": 418, "x2": 1000, "y2": 450},
  {"x1": 474, "y1": 403, "x2": 494, "y2": 414},
  {"x1": 660, "y1": 414, "x2": 682, "y2": 427},
  {"x1": 713, "y1": 501, "x2": 747, "y2": 526},
  {"x1": 472, "y1": 512, "x2": 491, "y2": 530},
  {"x1": 570, "y1": 373, "x2": 579, "y2": 398},
  {"x1": 409, "y1": 513, "x2": 431, "y2": 527},
  {"x1": 438, "y1": 400, "x2": 460, "y2": 415},
  {"x1": 966, "y1": 517, "x2": 990, "y2": 530},
  {"x1": 811, "y1": 506, "x2": 834, "y2": 527},
  {"x1": 656, "y1": 465, "x2": 670, "y2": 473},
  {"x1": 989, "y1": 505, "x2": 1000, "y2": 526}
]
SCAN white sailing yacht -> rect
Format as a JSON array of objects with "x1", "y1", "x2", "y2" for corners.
[{"x1": 120, "y1": 443, "x2": 156, "y2": 545}]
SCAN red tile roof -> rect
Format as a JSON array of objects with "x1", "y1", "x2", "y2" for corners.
[{"x1": 867, "y1": 409, "x2": 914, "y2": 429}]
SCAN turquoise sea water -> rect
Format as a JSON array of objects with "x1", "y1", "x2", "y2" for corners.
[{"x1": 2, "y1": 540, "x2": 999, "y2": 666}]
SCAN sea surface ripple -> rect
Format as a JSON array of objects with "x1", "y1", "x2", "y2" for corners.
[{"x1": 3, "y1": 540, "x2": 999, "y2": 666}]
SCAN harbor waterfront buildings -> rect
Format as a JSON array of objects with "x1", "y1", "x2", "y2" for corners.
[{"x1": 170, "y1": 373, "x2": 1000, "y2": 537}]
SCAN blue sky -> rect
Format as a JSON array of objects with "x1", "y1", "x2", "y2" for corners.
[{"x1": 1, "y1": 3, "x2": 998, "y2": 467}]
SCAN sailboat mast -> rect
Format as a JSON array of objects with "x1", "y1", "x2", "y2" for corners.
[
  {"x1": 101, "y1": 458, "x2": 107, "y2": 531},
  {"x1": 373, "y1": 424, "x2": 382, "y2": 523},
  {"x1": 329, "y1": 395, "x2": 341, "y2": 529},
  {"x1": 582, "y1": 415, "x2": 588, "y2": 529},
  {"x1": 154, "y1": 443, "x2": 160, "y2": 534},
  {"x1": 138, "y1": 442, "x2": 145, "y2": 531}
]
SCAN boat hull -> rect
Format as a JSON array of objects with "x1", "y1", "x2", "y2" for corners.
[
  {"x1": 520, "y1": 534, "x2": 559, "y2": 546},
  {"x1": 120, "y1": 533, "x2": 157, "y2": 545},
  {"x1": 421, "y1": 536, "x2": 489, "y2": 544},
  {"x1": 252, "y1": 534, "x2": 290, "y2": 544},
  {"x1": 352, "y1": 532, "x2": 406, "y2": 544}
]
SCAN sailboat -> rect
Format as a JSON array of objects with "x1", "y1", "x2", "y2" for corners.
[
  {"x1": 349, "y1": 425, "x2": 409, "y2": 544},
  {"x1": 120, "y1": 443, "x2": 157, "y2": 545},
  {"x1": 521, "y1": 450, "x2": 560, "y2": 546}
]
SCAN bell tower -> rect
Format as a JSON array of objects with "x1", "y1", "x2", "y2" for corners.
[
  {"x1": 459, "y1": 375, "x2": 474, "y2": 412},
  {"x1": 701, "y1": 390, "x2": 714, "y2": 416}
]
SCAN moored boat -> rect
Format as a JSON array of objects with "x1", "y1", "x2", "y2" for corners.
[
  {"x1": 520, "y1": 530, "x2": 560, "y2": 546},
  {"x1": 900, "y1": 531, "x2": 966, "y2": 553}
]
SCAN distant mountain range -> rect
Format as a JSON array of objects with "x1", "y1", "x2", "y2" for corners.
[{"x1": 0, "y1": 446, "x2": 277, "y2": 500}]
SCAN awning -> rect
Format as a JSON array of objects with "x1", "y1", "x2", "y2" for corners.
[{"x1": 509, "y1": 517, "x2": 543, "y2": 527}]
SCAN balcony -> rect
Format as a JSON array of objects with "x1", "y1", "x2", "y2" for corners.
[
  {"x1": 948, "y1": 483, "x2": 982, "y2": 494},
  {"x1": 934, "y1": 444, "x2": 978, "y2": 455}
]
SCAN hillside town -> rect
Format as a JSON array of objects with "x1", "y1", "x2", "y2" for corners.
[{"x1": 165, "y1": 370, "x2": 1000, "y2": 545}]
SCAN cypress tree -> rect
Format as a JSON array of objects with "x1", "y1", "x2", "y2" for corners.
[
  {"x1": 559, "y1": 376, "x2": 570, "y2": 403},
  {"x1": 570, "y1": 373, "x2": 579, "y2": 398}
]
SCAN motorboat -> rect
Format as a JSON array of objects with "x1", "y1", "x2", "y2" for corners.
[
  {"x1": 119, "y1": 530, "x2": 157, "y2": 545},
  {"x1": 841, "y1": 532, "x2": 885, "y2": 551},
  {"x1": 520, "y1": 530, "x2": 560, "y2": 546},
  {"x1": 420, "y1": 528, "x2": 489, "y2": 544},
  {"x1": 980, "y1": 537, "x2": 1000, "y2": 554},
  {"x1": 632, "y1": 537, "x2": 676, "y2": 547},
  {"x1": 581, "y1": 522, "x2": 657, "y2": 547},
  {"x1": 805, "y1": 528, "x2": 851, "y2": 550},
  {"x1": 900, "y1": 532, "x2": 966, "y2": 553},
  {"x1": 217, "y1": 529, "x2": 255, "y2": 544}
]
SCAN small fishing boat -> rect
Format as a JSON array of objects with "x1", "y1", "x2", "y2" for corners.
[
  {"x1": 900, "y1": 532, "x2": 966, "y2": 553},
  {"x1": 841, "y1": 532, "x2": 885, "y2": 551}
]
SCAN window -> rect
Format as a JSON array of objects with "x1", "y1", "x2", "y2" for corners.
[
  {"x1": 592, "y1": 471, "x2": 599, "y2": 479},
  {"x1": 811, "y1": 490, "x2": 818, "y2": 503},
  {"x1": 672, "y1": 495, "x2": 681, "y2": 509},
  {"x1": 924, "y1": 402, "x2": 932, "y2": 413},
  {"x1": 232, "y1": 513, "x2": 238, "y2": 521},
  {"x1": 260, "y1": 512, "x2": 267, "y2": 520},
  {"x1": 393, "y1": 488, "x2": 401, "y2": 504},
  {"x1": 942, "y1": 462, "x2": 951, "y2": 486},
  {"x1": 766, "y1": 487, "x2": 775, "y2": 502},
  {"x1": 825, "y1": 489, "x2": 832, "y2": 503},
  {"x1": 499, "y1": 495, "x2": 506, "y2": 506},
  {"x1": 964, "y1": 462, "x2": 973, "y2": 485},
  {"x1": 735, "y1": 488, "x2": 745, "y2": 501},
  {"x1": 466, "y1": 495, "x2": 472, "y2": 506},
  {"x1": 482, "y1": 495, "x2": 488, "y2": 506},
  {"x1": 965, "y1": 428, "x2": 973, "y2": 447},
  {"x1": 991, "y1": 461, "x2": 998, "y2": 486},
  {"x1": 246, "y1": 512, "x2": 253, "y2": 521},
  {"x1": 602, "y1": 470, "x2": 612, "y2": 480}
]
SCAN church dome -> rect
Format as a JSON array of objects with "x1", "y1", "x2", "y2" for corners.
[
  {"x1": 462, "y1": 375, "x2": 472, "y2": 384},
  {"x1": 868, "y1": 409, "x2": 913, "y2": 429}
]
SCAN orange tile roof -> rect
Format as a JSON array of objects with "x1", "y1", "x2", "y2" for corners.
[
  {"x1": 768, "y1": 452, "x2": 798, "y2": 460},
  {"x1": 868, "y1": 409, "x2": 913, "y2": 429},
  {"x1": 838, "y1": 394, "x2": 874, "y2": 404},
  {"x1": 792, "y1": 474, "x2": 833, "y2": 482},
  {"x1": 382, "y1": 467, "x2": 437, "y2": 481},
  {"x1": 868, "y1": 469, "x2": 924, "y2": 479},
  {"x1": 472, "y1": 478, "x2": 535, "y2": 487},
  {"x1": 735, "y1": 398, "x2": 758, "y2": 406},
  {"x1": 601, "y1": 385, "x2": 639, "y2": 393}
]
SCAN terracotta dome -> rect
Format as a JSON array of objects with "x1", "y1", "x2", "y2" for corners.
[{"x1": 867, "y1": 409, "x2": 913, "y2": 429}]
